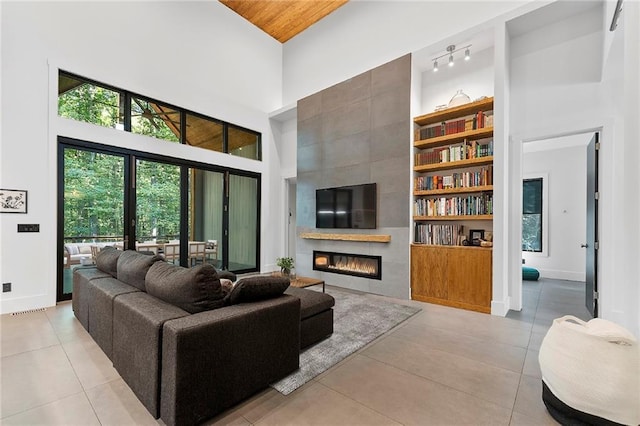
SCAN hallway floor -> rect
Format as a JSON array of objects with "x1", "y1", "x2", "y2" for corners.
[{"x1": 0, "y1": 278, "x2": 591, "y2": 425}]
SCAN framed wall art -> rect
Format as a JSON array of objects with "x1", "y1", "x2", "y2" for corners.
[{"x1": 0, "y1": 189, "x2": 28, "y2": 213}]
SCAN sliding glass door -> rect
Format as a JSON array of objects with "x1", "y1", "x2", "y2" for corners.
[
  {"x1": 57, "y1": 138, "x2": 261, "y2": 301},
  {"x1": 189, "y1": 169, "x2": 225, "y2": 268},
  {"x1": 135, "y1": 159, "x2": 181, "y2": 256},
  {"x1": 228, "y1": 174, "x2": 260, "y2": 272},
  {"x1": 58, "y1": 146, "x2": 127, "y2": 300}
]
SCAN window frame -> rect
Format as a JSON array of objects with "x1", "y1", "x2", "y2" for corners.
[
  {"x1": 522, "y1": 173, "x2": 549, "y2": 257},
  {"x1": 58, "y1": 70, "x2": 262, "y2": 160}
]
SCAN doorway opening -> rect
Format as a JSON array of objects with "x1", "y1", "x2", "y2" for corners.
[{"x1": 511, "y1": 131, "x2": 598, "y2": 323}]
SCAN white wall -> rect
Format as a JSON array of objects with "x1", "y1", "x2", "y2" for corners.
[
  {"x1": 509, "y1": 3, "x2": 604, "y2": 135},
  {"x1": 522, "y1": 136, "x2": 589, "y2": 281},
  {"x1": 509, "y1": 1, "x2": 640, "y2": 335},
  {"x1": 282, "y1": 1, "x2": 530, "y2": 105},
  {"x1": 0, "y1": 1, "x2": 283, "y2": 314},
  {"x1": 419, "y1": 46, "x2": 496, "y2": 114}
]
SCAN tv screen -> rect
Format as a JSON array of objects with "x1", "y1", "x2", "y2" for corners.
[{"x1": 316, "y1": 183, "x2": 377, "y2": 229}]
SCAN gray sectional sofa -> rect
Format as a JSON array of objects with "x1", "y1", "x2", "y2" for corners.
[{"x1": 73, "y1": 248, "x2": 334, "y2": 426}]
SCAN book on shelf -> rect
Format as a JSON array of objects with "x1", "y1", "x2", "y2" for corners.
[
  {"x1": 414, "y1": 166, "x2": 493, "y2": 191},
  {"x1": 415, "y1": 110, "x2": 493, "y2": 141},
  {"x1": 414, "y1": 139, "x2": 494, "y2": 167},
  {"x1": 414, "y1": 223, "x2": 464, "y2": 245},
  {"x1": 413, "y1": 194, "x2": 494, "y2": 217}
]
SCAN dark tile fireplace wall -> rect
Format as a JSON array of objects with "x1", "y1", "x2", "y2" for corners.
[{"x1": 296, "y1": 54, "x2": 411, "y2": 299}]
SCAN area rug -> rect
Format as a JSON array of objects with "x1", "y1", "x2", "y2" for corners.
[{"x1": 271, "y1": 288, "x2": 421, "y2": 395}]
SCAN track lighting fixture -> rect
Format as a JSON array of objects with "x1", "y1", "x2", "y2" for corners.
[{"x1": 432, "y1": 44, "x2": 472, "y2": 72}]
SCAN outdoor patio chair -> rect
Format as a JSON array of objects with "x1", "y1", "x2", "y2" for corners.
[
  {"x1": 164, "y1": 243, "x2": 179, "y2": 264},
  {"x1": 189, "y1": 242, "x2": 206, "y2": 266}
]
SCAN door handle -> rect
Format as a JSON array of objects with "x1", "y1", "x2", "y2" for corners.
[{"x1": 581, "y1": 243, "x2": 589, "y2": 248}]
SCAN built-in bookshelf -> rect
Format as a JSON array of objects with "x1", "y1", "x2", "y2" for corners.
[
  {"x1": 412, "y1": 97, "x2": 494, "y2": 243},
  {"x1": 411, "y1": 96, "x2": 494, "y2": 314}
]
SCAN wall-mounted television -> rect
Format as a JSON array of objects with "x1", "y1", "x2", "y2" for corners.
[{"x1": 316, "y1": 183, "x2": 377, "y2": 229}]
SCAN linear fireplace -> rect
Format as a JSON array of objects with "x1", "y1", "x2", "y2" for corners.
[{"x1": 313, "y1": 250, "x2": 382, "y2": 280}]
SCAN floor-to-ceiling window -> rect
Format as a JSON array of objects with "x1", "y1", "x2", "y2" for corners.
[{"x1": 58, "y1": 137, "x2": 260, "y2": 301}]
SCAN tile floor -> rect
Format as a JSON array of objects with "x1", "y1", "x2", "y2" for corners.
[{"x1": 0, "y1": 278, "x2": 591, "y2": 425}]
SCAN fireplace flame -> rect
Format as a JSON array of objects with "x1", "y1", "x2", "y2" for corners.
[
  {"x1": 328, "y1": 257, "x2": 378, "y2": 275},
  {"x1": 313, "y1": 251, "x2": 382, "y2": 280}
]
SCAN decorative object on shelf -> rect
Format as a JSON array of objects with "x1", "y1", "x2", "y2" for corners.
[
  {"x1": 448, "y1": 89, "x2": 471, "y2": 108},
  {"x1": 432, "y1": 44, "x2": 471, "y2": 73},
  {"x1": 0, "y1": 189, "x2": 27, "y2": 213},
  {"x1": 469, "y1": 229, "x2": 485, "y2": 246},
  {"x1": 276, "y1": 256, "x2": 295, "y2": 276},
  {"x1": 434, "y1": 104, "x2": 447, "y2": 112}
]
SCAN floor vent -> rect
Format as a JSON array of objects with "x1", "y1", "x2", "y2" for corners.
[{"x1": 11, "y1": 308, "x2": 47, "y2": 315}]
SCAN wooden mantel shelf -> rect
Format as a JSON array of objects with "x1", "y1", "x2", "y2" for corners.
[{"x1": 300, "y1": 233, "x2": 391, "y2": 243}]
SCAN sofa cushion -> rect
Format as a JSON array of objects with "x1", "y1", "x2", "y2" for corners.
[
  {"x1": 96, "y1": 246, "x2": 122, "y2": 278},
  {"x1": 117, "y1": 250, "x2": 163, "y2": 291},
  {"x1": 65, "y1": 243, "x2": 79, "y2": 255},
  {"x1": 79, "y1": 245, "x2": 92, "y2": 254},
  {"x1": 285, "y1": 286, "x2": 335, "y2": 319},
  {"x1": 145, "y1": 262, "x2": 226, "y2": 313},
  {"x1": 227, "y1": 276, "x2": 290, "y2": 305}
]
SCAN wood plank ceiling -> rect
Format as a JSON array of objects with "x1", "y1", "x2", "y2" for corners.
[{"x1": 219, "y1": 0, "x2": 348, "y2": 43}]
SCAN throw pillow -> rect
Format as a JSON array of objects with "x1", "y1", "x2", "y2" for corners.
[
  {"x1": 64, "y1": 244, "x2": 79, "y2": 255},
  {"x1": 95, "y1": 246, "x2": 122, "y2": 278},
  {"x1": 227, "y1": 276, "x2": 290, "y2": 305},
  {"x1": 145, "y1": 262, "x2": 225, "y2": 313},
  {"x1": 117, "y1": 250, "x2": 164, "y2": 291},
  {"x1": 79, "y1": 245, "x2": 92, "y2": 254}
]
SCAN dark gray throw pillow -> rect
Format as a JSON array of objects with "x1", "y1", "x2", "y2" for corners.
[
  {"x1": 145, "y1": 262, "x2": 225, "y2": 313},
  {"x1": 227, "y1": 276, "x2": 290, "y2": 305},
  {"x1": 117, "y1": 250, "x2": 164, "y2": 291},
  {"x1": 95, "y1": 246, "x2": 122, "y2": 278}
]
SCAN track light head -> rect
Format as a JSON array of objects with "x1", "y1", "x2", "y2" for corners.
[{"x1": 433, "y1": 44, "x2": 472, "y2": 72}]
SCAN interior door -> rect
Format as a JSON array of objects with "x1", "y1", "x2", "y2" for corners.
[{"x1": 584, "y1": 133, "x2": 599, "y2": 317}]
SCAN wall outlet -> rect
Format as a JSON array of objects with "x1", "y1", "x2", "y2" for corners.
[{"x1": 2, "y1": 282, "x2": 11, "y2": 292}]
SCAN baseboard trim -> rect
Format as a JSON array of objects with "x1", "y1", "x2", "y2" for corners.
[
  {"x1": 537, "y1": 269, "x2": 585, "y2": 282},
  {"x1": 491, "y1": 297, "x2": 510, "y2": 317}
]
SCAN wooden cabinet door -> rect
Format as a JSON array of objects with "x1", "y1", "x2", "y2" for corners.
[
  {"x1": 448, "y1": 248, "x2": 492, "y2": 308},
  {"x1": 411, "y1": 245, "x2": 448, "y2": 300}
]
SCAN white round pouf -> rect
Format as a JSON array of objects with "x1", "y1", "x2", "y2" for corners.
[{"x1": 538, "y1": 315, "x2": 639, "y2": 425}]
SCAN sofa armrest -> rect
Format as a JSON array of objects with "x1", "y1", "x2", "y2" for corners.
[
  {"x1": 112, "y1": 292, "x2": 189, "y2": 418},
  {"x1": 160, "y1": 295, "x2": 300, "y2": 426}
]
